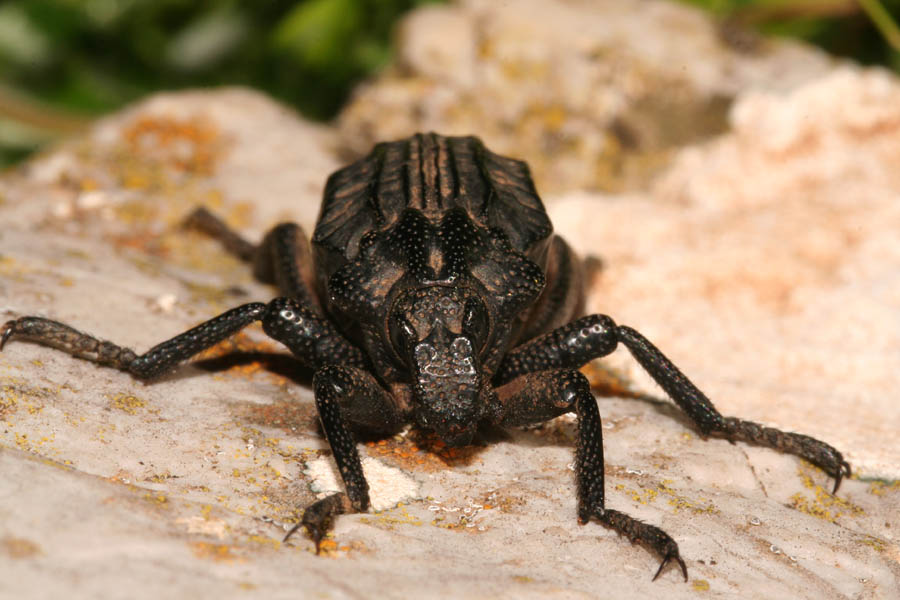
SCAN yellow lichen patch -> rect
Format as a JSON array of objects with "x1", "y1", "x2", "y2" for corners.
[
  {"x1": 14, "y1": 432, "x2": 31, "y2": 450},
  {"x1": 146, "y1": 472, "x2": 173, "y2": 484},
  {"x1": 188, "y1": 541, "x2": 242, "y2": 563},
  {"x1": 108, "y1": 393, "x2": 146, "y2": 415},
  {"x1": 0, "y1": 377, "x2": 64, "y2": 419},
  {"x1": 859, "y1": 534, "x2": 889, "y2": 553},
  {"x1": 692, "y1": 579, "x2": 710, "y2": 591},
  {"x1": 123, "y1": 115, "x2": 224, "y2": 175},
  {"x1": 143, "y1": 492, "x2": 169, "y2": 507},
  {"x1": 0, "y1": 255, "x2": 32, "y2": 280},
  {"x1": 657, "y1": 480, "x2": 719, "y2": 515},
  {"x1": 358, "y1": 504, "x2": 422, "y2": 531},
  {"x1": 246, "y1": 534, "x2": 281, "y2": 550},
  {"x1": 41, "y1": 457, "x2": 74, "y2": 472},
  {"x1": 1, "y1": 536, "x2": 42, "y2": 559},
  {"x1": 0, "y1": 383, "x2": 21, "y2": 418},
  {"x1": 789, "y1": 466, "x2": 864, "y2": 522},
  {"x1": 868, "y1": 480, "x2": 900, "y2": 496},
  {"x1": 614, "y1": 483, "x2": 659, "y2": 505}
]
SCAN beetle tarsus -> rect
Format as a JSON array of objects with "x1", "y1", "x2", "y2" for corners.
[{"x1": 290, "y1": 492, "x2": 356, "y2": 553}]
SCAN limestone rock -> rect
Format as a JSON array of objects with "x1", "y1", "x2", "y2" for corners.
[
  {"x1": 1, "y1": 7, "x2": 898, "y2": 600},
  {"x1": 338, "y1": 0, "x2": 837, "y2": 193}
]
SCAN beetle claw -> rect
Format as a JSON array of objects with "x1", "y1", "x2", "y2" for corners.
[
  {"x1": 653, "y1": 549, "x2": 688, "y2": 582},
  {"x1": 831, "y1": 459, "x2": 852, "y2": 494},
  {"x1": 0, "y1": 320, "x2": 15, "y2": 350},
  {"x1": 282, "y1": 522, "x2": 303, "y2": 544}
]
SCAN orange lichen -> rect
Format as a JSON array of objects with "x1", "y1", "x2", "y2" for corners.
[
  {"x1": 364, "y1": 432, "x2": 483, "y2": 471},
  {"x1": 580, "y1": 361, "x2": 639, "y2": 398},
  {"x1": 2, "y1": 536, "x2": 42, "y2": 559},
  {"x1": 188, "y1": 541, "x2": 241, "y2": 563},
  {"x1": 123, "y1": 116, "x2": 223, "y2": 175},
  {"x1": 194, "y1": 331, "x2": 292, "y2": 386}
]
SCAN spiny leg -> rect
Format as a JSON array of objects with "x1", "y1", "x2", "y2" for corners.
[
  {"x1": 284, "y1": 365, "x2": 407, "y2": 551},
  {"x1": 184, "y1": 207, "x2": 321, "y2": 312},
  {"x1": 2, "y1": 298, "x2": 363, "y2": 379},
  {"x1": 496, "y1": 315, "x2": 850, "y2": 493},
  {"x1": 616, "y1": 326, "x2": 850, "y2": 492},
  {"x1": 493, "y1": 369, "x2": 687, "y2": 581},
  {"x1": 1, "y1": 304, "x2": 265, "y2": 379}
]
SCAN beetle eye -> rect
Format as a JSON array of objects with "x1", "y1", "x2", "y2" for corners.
[
  {"x1": 389, "y1": 312, "x2": 417, "y2": 359},
  {"x1": 462, "y1": 298, "x2": 489, "y2": 349}
]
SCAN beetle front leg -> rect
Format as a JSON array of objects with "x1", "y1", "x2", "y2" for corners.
[
  {"x1": 496, "y1": 315, "x2": 850, "y2": 493},
  {"x1": 284, "y1": 365, "x2": 408, "y2": 551},
  {"x1": 493, "y1": 369, "x2": 687, "y2": 581},
  {"x1": 2, "y1": 298, "x2": 364, "y2": 378},
  {"x1": 1, "y1": 304, "x2": 267, "y2": 379}
]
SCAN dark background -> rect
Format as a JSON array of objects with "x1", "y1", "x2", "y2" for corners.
[{"x1": 0, "y1": 0, "x2": 897, "y2": 167}]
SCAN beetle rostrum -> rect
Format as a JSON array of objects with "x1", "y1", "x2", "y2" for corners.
[{"x1": 1, "y1": 132, "x2": 852, "y2": 581}]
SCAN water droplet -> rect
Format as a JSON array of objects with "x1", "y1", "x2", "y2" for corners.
[{"x1": 749, "y1": 516, "x2": 762, "y2": 526}]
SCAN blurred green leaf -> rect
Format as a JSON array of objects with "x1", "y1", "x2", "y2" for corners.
[
  {"x1": 166, "y1": 6, "x2": 248, "y2": 71},
  {"x1": 272, "y1": 0, "x2": 361, "y2": 69},
  {"x1": 0, "y1": 3, "x2": 53, "y2": 67}
]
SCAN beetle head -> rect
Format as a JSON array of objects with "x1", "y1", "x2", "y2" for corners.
[{"x1": 388, "y1": 287, "x2": 492, "y2": 446}]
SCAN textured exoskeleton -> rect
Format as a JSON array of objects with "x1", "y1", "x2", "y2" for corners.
[{"x1": 2, "y1": 133, "x2": 851, "y2": 580}]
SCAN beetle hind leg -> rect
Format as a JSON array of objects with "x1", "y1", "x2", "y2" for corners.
[
  {"x1": 184, "y1": 207, "x2": 321, "y2": 311},
  {"x1": 615, "y1": 326, "x2": 851, "y2": 493}
]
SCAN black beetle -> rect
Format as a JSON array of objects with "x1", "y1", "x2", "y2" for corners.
[{"x1": 1, "y1": 133, "x2": 850, "y2": 580}]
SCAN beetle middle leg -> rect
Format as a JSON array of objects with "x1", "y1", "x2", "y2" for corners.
[
  {"x1": 495, "y1": 314, "x2": 851, "y2": 492},
  {"x1": 493, "y1": 369, "x2": 688, "y2": 581}
]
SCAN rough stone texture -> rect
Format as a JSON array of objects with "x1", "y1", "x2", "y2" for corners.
[
  {"x1": 338, "y1": 0, "x2": 837, "y2": 194},
  {"x1": 1, "y1": 6, "x2": 899, "y2": 600}
]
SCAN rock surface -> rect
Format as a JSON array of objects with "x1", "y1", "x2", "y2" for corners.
[
  {"x1": 338, "y1": 0, "x2": 837, "y2": 194},
  {"x1": 1, "y1": 3, "x2": 899, "y2": 600}
]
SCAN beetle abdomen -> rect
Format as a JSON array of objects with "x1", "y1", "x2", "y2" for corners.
[{"x1": 313, "y1": 133, "x2": 552, "y2": 274}]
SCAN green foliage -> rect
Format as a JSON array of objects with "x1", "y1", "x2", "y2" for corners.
[
  {"x1": 0, "y1": 0, "x2": 441, "y2": 166},
  {"x1": 680, "y1": 0, "x2": 900, "y2": 68},
  {"x1": 0, "y1": 0, "x2": 897, "y2": 168}
]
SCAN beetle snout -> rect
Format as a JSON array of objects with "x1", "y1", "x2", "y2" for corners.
[{"x1": 412, "y1": 325, "x2": 485, "y2": 445}]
